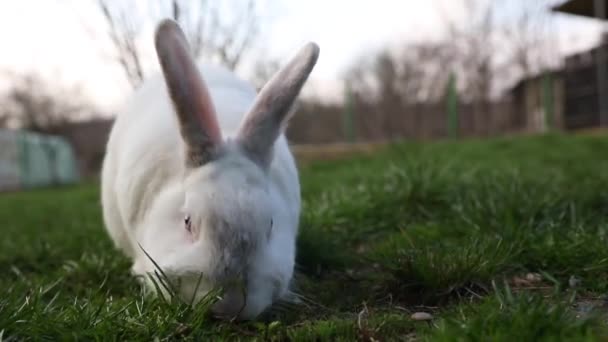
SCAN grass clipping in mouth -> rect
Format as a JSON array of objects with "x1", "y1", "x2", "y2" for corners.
[{"x1": 1, "y1": 132, "x2": 608, "y2": 340}]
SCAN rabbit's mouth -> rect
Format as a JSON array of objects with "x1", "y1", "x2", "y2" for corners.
[
  {"x1": 162, "y1": 270, "x2": 248, "y2": 307},
  {"x1": 211, "y1": 286, "x2": 249, "y2": 319},
  {"x1": 173, "y1": 271, "x2": 216, "y2": 301},
  {"x1": 168, "y1": 270, "x2": 253, "y2": 319}
]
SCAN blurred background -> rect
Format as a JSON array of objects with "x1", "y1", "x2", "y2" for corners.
[{"x1": 0, "y1": 0, "x2": 607, "y2": 190}]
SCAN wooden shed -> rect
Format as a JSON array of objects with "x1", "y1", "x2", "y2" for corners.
[
  {"x1": 553, "y1": 0, "x2": 608, "y2": 129},
  {"x1": 510, "y1": 70, "x2": 565, "y2": 132}
]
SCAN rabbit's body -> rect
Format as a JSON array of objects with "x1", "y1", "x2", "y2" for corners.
[
  {"x1": 102, "y1": 65, "x2": 299, "y2": 254},
  {"x1": 101, "y1": 20, "x2": 318, "y2": 319}
]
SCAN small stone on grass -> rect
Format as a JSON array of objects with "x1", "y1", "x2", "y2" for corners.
[
  {"x1": 569, "y1": 275, "x2": 582, "y2": 288},
  {"x1": 411, "y1": 312, "x2": 433, "y2": 321},
  {"x1": 525, "y1": 273, "x2": 542, "y2": 283}
]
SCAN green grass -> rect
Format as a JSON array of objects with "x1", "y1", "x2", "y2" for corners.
[{"x1": 2, "y1": 132, "x2": 608, "y2": 340}]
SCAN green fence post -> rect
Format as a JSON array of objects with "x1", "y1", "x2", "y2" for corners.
[
  {"x1": 18, "y1": 131, "x2": 28, "y2": 189},
  {"x1": 542, "y1": 72, "x2": 554, "y2": 131},
  {"x1": 342, "y1": 85, "x2": 356, "y2": 143},
  {"x1": 447, "y1": 72, "x2": 459, "y2": 138}
]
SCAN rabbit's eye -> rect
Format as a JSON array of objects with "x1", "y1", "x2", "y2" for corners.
[{"x1": 184, "y1": 215, "x2": 192, "y2": 233}]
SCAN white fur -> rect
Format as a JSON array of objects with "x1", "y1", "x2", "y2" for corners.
[{"x1": 101, "y1": 63, "x2": 300, "y2": 319}]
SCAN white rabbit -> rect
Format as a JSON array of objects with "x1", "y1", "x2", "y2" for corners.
[{"x1": 101, "y1": 19, "x2": 319, "y2": 320}]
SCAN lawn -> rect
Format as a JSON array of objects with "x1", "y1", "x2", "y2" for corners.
[{"x1": 1, "y1": 133, "x2": 608, "y2": 341}]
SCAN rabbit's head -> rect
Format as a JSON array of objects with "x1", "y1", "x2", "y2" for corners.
[{"x1": 137, "y1": 19, "x2": 318, "y2": 319}]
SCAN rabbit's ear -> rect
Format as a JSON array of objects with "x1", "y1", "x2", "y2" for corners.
[
  {"x1": 155, "y1": 19, "x2": 222, "y2": 167},
  {"x1": 236, "y1": 42, "x2": 319, "y2": 166}
]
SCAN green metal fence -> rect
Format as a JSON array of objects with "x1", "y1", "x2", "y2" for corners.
[{"x1": 0, "y1": 130, "x2": 79, "y2": 191}]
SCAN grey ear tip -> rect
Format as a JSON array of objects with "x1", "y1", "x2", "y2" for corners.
[
  {"x1": 306, "y1": 41, "x2": 320, "y2": 51},
  {"x1": 305, "y1": 42, "x2": 320, "y2": 60},
  {"x1": 155, "y1": 18, "x2": 184, "y2": 42},
  {"x1": 298, "y1": 42, "x2": 319, "y2": 71}
]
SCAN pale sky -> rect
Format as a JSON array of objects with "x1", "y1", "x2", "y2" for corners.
[{"x1": 0, "y1": 0, "x2": 604, "y2": 114}]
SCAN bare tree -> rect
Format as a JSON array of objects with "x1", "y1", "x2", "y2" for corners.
[
  {"x1": 438, "y1": 0, "x2": 496, "y2": 104},
  {"x1": 433, "y1": 0, "x2": 557, "y2": 133},
  {"x1": 343, "y1": 56, "x2": 377, "y2": 105},
  {"x1": 98, "y1": 0, "x2": 144, "y2": 88},
  {"x1": 0, "y1": 73, "x2": 93, "y2": 134},
  {"x1": 0, "y1": 112, "x2": 8, "y2": 129},
  {"x1": 342, "y1": 42, "x2": 459, "y2": 140},
  {"x1": 501, "y1": 1, "x2": 559, "y2": 77},
  {"x1": 437, "y1": 0, "x2": 558, "y2": 98},
  {"x1": 345, "y1": 43, "x2": 456, "y2": 105},
  {"x1": 96, "y1": 0, "x2": 263, "y2": 89},
  {"x1": 291, "y1": 1, "x2": 559, "y2": 142},
  {"x1": 251, "y1": 58, "x2": 280, "y2": 92}
]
